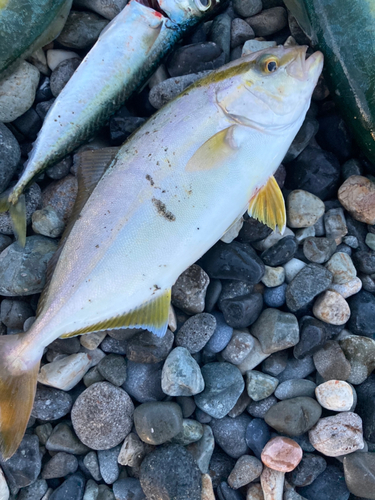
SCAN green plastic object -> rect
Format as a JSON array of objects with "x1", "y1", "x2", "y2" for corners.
[
  {"x1": 285, "y1": 0, "x2": 375, "y2": 164},
  {"x1": 0, "y1": 0, "x2": 72, "y2": 79}
]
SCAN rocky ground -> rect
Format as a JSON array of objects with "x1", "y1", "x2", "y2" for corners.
[{"x1": 0, "y1": 0, "x2": 375, "y2": 499}]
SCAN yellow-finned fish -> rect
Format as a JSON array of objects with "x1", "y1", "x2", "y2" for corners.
[{"x1": 0, "y1": 45, "x2": 323, "y2": 460}]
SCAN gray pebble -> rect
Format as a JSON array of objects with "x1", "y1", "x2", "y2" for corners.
[
  {"x1": 261, "y1": 350, "x2": 288, "y2": 376},
  {"x1": 265, "y1": 397, "x2": 322, "y2": 436},
  {"x1": 167, "y1": 42, "x2": 225, "y2": 77},
  {"x1": 73, "y1": 0, "x2": 127, "y2": 20},
  {"x1": 71, "y1": 382, "x2": 134, "y2": 449},
  {"x1": 50, "y1": 57, "x2": 82, "y2": 96},
  {"x1": 162, "y1": 347, "x2": 204, "y2": 396},
  {"x1": 32, "y1": 385, "x2": 73, "y2": 420},
  {"x1": 176, "y1": 396, "x2": 196, "y2": 418},
  {"x1": 123, "y1": 360, "x2": 164, "y2": 403},
  {"x1": 98, "y1": 445, "x2": 121, "y2": 484},
  {"x1": 274, "y1": 379, "x2": 317, "y2": 400},
  {"x1": 171, "y1": 264, "x2": 210, "y2": 314},
  {"x1": 246, "y1": 370, "x2": 279, "y2": 401},
  {"x1": 211, "y1": 413, "x2": 251, "y2": 459},
  {"x1": 46, "y1": 156, "x2": 72, "y2": 180},
  {"x1": 172, "y1": 419, "x2": 204, "y2": 446},
  {"x1": 284, "y1": 118, "x2": 319, "y2": 163},
  {"x1": 46, "y1": 422, "x2": 90, "y2": 455},
  {"x1": 233, "y1": 0, "x2": 262, "y2": 18},
  {"x1": 0, "y1": 122, "x2": 21, "y2": 193},
  {"x1": 209, "y1": 14, "x2": 231, "y2": 63},
  {"x1": 246, "y1": 7, "x2": 288, "y2": 36},
  {"x1": 286, "y1": 264, "x2": 333, "y2": 312},
  {"x1": 126, "y1": 328, "x2": 174, "y2": 363},
  {"x1": 0, "y1": 299, "x2": 34, "y2": 328},
  {"x1": 250, "y1": 308, "x2": 299, "y2": 354},
  {"x1": 0, "y1": 435, "x2": 41, "y2": 490},
  {"x1": 278, "y1": 355, "x2": 316, "y2": 382},
  {"x1": 324, "y1": 208, "x2": 348, "y2": 244},
  {"x1": 97, "y1": 354, "x2": 127, "y2": 386},
  {"x1": 17, "y1": 479, "x2": 48, "y2": 500},
  {"x1": 42, "y1": 175, "x2": 78, "y2": 223},
  {"x1": 231, "y1": 18, "x2": 254, "y2": 48},
  {"x1": 228, "y1": 455, "x2": 263, "y2": 489},
  {"x1": 221, "y1": 329, "x2": 254, "y2": 364},
  {"x1": 42, "y1": 452, "x2": 78, "y2": 479},
  {"x1": 32, "y1": 206, "x2": 65, "y2": 238},
  {"x1": 84, "y1": 451, "x2": 102, "y2": 482},
  {"x1": 313, "y1": 341, "x2": 352, "y2": 381},
  {"x1": 303, "y1": 237, "x2": 337, "y2": 263},
  {"x1": 134, "y1": 402, "x2": 183, "y2": 445},
  {"x1": 187, "y1": 424, "x2": 215, "y2": 474},
  {"x1": 112, "y1": 478, "x2": 145, "y2": 500},
  {"x1": 247, "y1": 395, "x2": 278, "y2": 418},
  {"x1": 56, "y1": 11, "x2": 109, "y2": 49},
  {"x1": 100, "y1": 336, "x2": 128, "y2": 354},
  {"x1": 175, "y1": 313, "x2": 216, "y2": 353},
  {"x1": 35, "y1": 423, "x2": 53, "y2": 446}
]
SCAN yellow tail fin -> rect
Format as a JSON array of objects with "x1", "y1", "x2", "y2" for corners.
[
  {"x1": 0, "y1": 191, "x2": 27, "y2": 247},
  {"x1": 0, "y1": 334, "x2": 41, "y2": 460}
]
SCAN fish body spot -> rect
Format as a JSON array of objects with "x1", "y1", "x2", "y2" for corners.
[{"x1": 152, "y1": 198, "x2": 176, "y2": 221}]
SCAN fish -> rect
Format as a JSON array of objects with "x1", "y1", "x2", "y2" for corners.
[
  {"x1": 0, "y1": 45, "x2": 323, "y2": 460},
  {"x1": 0, "y1": 0, "x2": 73, "y2": 80},
  {"x1": 284, "y1": 0, "x2": 375, "y2": 164},
  {"x1": 2, "y1": 0, "x2": 229, "y2": 245}
]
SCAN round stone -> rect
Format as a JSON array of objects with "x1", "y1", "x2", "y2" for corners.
[
  {"x1": 286, "y1": 190, "x2": 325, "y2": 228},
  {"x1": 313, "y1": 290, "x2": 351, "y2": 325},
  {"x1": 194, "y1": 362, "x2": 244, "y2": 419},
  {"x1": 315, "y1": 380, "x2": 355, "y2": 411},
  {"x1": 233, "y1": 0, "x2": 262, "y2": 17},
  {"x1": 133, "y1": 402, "x2": 183, "y2": 445},
  {"x1": 175, "y1": 313, "x2": 216, "y2": 354},
  {"x1": 126, "y1": 328, "x2": 174, "y2": 363},
  {"x1": 123, "y1": 360, "x2": 164, "y2": 403},
  {"x1": 286, "y1": 264, "x2": 333, "y2": 312},
  {"x1": 227, "y1": 455, "x2": 263, "y2": 489},
  {"x1": 32, "y1": 206, "x2": 65, "y2": 238},
  {"x1": 112, "y1": 478, "x2": 144, "y2": 500},
  {"x1": 309, "y1": 412, "x2": 364, "y2": 457},
  {"x1": 71, "y1": 382, "x2": 134, "y2": 449},
  {"x1": 161, "y1": 347, "x2": 205, "y2": 396},
  {"x1": 347, "y1": 290, "x2": 375, "y2": 338},
  {"x1": 260, "y1": 236, "x2": 298, "y2": 267},
  {"x1": 221, "y1": 330, "x2": 255, "y2": 365},
  {"x1": 31, "y1": 386, "x2": 72, "y2": 421},
  {"x1": 261, "y1": 437, "x2": 303, "y2": 472},
  {"x1": 246, "y1": 7, "x2": 288, "y2": 37},
  {"x1": 325, "y1": 252, "x2": 356, "y2": 284},
  {"x1": 56, "y1": 11, "x2": 109, "y2": 49},
  {"x1": 41, "y1": 452, "x2": 78, "y2": 479},
  {"x1": 205, "y1": 311, "x2": 233, "y2": 354},
  {"x1": 97, "y1": 354, "x2": 127, "y2": 386},
  {"x1": 50, "y1": 57, "x2": 82, "y2": 96},
  {"x1": 264, "y1": 397, "x2": 322, "y2": 436},
  {"x1": 338, "y1": 175, "x2": 375, "y2": 224},
  {"x1": 211, "y1": 414, "x2": 251, "y2": 459},
  {"x1": 250, "y1": 308, "x2": 299, "y2": 354},
  {"x1": 261, "y1": 266, "x2": 285, "y2": 287},
  {"x1": 339, "y1": 335, "x2": 375, "y2": 385},
  {"x1": 140, "y1": 444, "x2": 201, "y2": 500}
]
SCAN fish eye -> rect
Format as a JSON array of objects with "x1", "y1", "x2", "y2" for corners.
[
  {"x1": 259, "y1": 56, "x2": 279, "y2": 74},
  {"x1": 194, "y1": 0, "x2": 211, "y2": 11}
]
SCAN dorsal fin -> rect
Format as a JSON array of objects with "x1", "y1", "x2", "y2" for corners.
[
  {"x1": 37, "y1": 147, "x2": 120, "y2": 317},
  {"x1": 248, "y1": 175, "x2": 286, "y2": 233},
  {"x1": 60, "y1": 288, "x2": 171, "y2": 339}
]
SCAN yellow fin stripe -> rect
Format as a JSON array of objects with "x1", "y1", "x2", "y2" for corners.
[{"x1": 248, "y1": 175, "x2": 286, "y2": 233}]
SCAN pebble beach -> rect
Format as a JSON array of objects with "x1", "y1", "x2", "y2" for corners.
[{"x1": 1, "y1": 1, "x2": 375, "y2": 499}]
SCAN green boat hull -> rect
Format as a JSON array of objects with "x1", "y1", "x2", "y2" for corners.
[
  {"x1": 285, "y1": 0, "x2": 375, "y2": 164},
  {"x1": 0, "y1": 0, "x2": 72, "y2": 80}
]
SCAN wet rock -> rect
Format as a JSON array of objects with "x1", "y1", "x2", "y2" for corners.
[
  {"x1": 343, "y1": 452, "x2": 375, "y2": 499},
  {"x1": 201, "y1": 240, "x2": 265, "y2": 284},
  {"x1": 175, "y1": 313, "x2": 216, "y2": 353},
  {"x1": 286, "y1": 453, "x2": 326, "y2": 487},
  {"x1": 347, "y1": 290, "x2": 375, "y2": 338},
  {"x1": 194, "y1": 362, "x2": 244, "y2": 418},
  {"x1": 261, "y1": 237, "x2": 297, "y2": 267},
  {"x1": 126, "y1": 328, "x2": 174, "y2": 363},
  {"x1": 246, "y1": 7, "x2": 288, "y2": 36},
  {"x1": 261, "y1": 437, "x2": 302, "y2": 472},
  {"x1": 172, "y1": 264, "x2": 210, "y2": 314},
  {"x1": 42, "y1": 452, "x2": 78, "y2": 479},
  {"x1": 71, "y1": 382, "x2": 134, "y2": 449},
  {"x1": 211, "y1": 413, "x2": 251, "y2": 459},
  {"x1": 32, "y1": 385, "x2": 73, "y2": 420},
  {"x1": 38, "y1": 353, "x2": 92, "y2": 391},
  {"x1": 134, "y1": 402, "x2": 182, "y2": 445},
  {"x1": 246, "y1": 370, "x2": 279, "y2": 401},
  {"x1": 161, "y1": 347, "x2": 204, "y2": 396},
  {"x1": 338, "y1": 175, "x2": 375, "y2": 225},
  {"x1": 238, "y1": 217, "x2": 272, "y2": 244},
  {"x1": 0, "y1": 62, "x2": 40, "y2": 122},
  {"x1": 228, "y1": 455, "x2": 262, "y2": 489},
  {"x1": 286, "y1": 190, "x2": 325, "y2": 228},
  {"x1": 42, "y1": 175, "x2": 78, "y2": 223},
  {"x1": 167, "y1": 42, "x2": 225, "y2": 77},
  {"x1": 294, "y1": 317, "x2": 331, "y2": 359},
  {"x1": 218, "y1": 280, "x2": 254, "y2": 309},
  {"x1": 32, "y1": 206, "x2": 65, "y2": 238},
  {"x1": 250, "y1": 308, "x2": 299, "y2": 354},
  {"x1": 274, "y1": 379, "x2": 316, "y2": 400},
  {"x1": 303, "y1": 237, "x2": 337, "y2": 263},
  {"x1": 0, "y1": 435, "x2": 41, "y2": 490},
  {"x1": 315, "y1": 380, "x2": 355, "y2": 411},
  {"x1": 140, "y1": 444, "x2": 201, "y2": 500},
  {"x1": 264, "y1": 397, "x2": 322, "y2": 436},
  {"x1": 309, "y1": 412, "x2": 364, "y2": 457},
  {"x1": 313, "y1": 341, "x2": 351, "y2": 381},
  {"x1": 313, "y1": 290, "x2": 350, "y2": 325},
  {"x1": 123, "y1": 360, "x2": 164, "y2": 403},
  {"x1": 57, "y1": 11, "x2": 108, "y2": 49},
  {"x1": 286, "y1": 264, "x2": 333, "y2": 312}
]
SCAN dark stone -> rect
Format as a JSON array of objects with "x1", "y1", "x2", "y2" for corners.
[
  {"x1": 31, "y1": 385, "x2": 73, "y2": 420},
  {"x1": 140, "y1": 444, "x2": 201, "y2": 500},
  {"x1": 0, "y1": 299, "x2": 34, "y2": 329},
  {"x1": 343, "y1": 452, "x2": 375, "y2": 499},
  {"x1": 175, "y1": 313, "x2": 216, "y2": 354},
  {"x1": 355, "y1": 374, "x2": 375, "y2": 444},
  {"x1": 359, "y1": 273, "x2": 375, "y2": 293},
  {"x1": 284, "y1": 118, "x2": 319, "y2": 163},
  {"x1": 298, "y1": 465, "x2": 350, "y2": 500},
  {"x1": 210, "y1": 414, "x2": 251, "y2": 459},
  {"x1": 13, "y1": 108, "x2": 42, "y2": 140},
  {"x1": 278, "y1": 355, "x2": 315, "y2": 382},
  {"x1": 286, "y1": 453, "x2": 327, "y2": 487},
  {"x1": 204, "y1": 311, "x2": 233, "y2": 354},
  {"x1": 316, "y1": 114, "x2": 352, "y2": 162},
  {"x1": 220, "y1": 292, "x2": 263, "y2": 328},
  {"x1": 352, "y1": 251, "x2": 375, "y2": 274},
  {"x1": 113, "y1": 478, "x2": 146, "y2": 500},
  {"x1": 17, "y1": 479, "x2": 48, "y2": 500},
  {"x1": 201, "y1": 240, "x2": 265, "y2": 284},
  {"x1": 347, "y1": 291, "x2": 375, "y2": 338},
  {"x1": 264, "y1": 397, "x2": 322, "y2": 436},
  {"x1": 209, "y1": 14, "x2": 231, "y2": 63},
  {"x1": 49, "y1": 472, "x2": 86, "y2": 500},
  {"x1": 35, "y1": 98, "x2": 55, "y2": 120},
  {"x1": 346, "y1": 215, "x2": 369, "y2": 252},
  {"x1": 238, "y1": 217, "x2": 272, "y2": 243},
  {"x1": 50, "y1": 57, "x2": 82, "y2": 97},
  {"x1": 208, "y1": 451, "x2": 236, "y2": 489},
  {"x1": 134, "y1": 402, "x2": 183, "y2": 445},
  {"x1": 100, "y1": 336, "x2": 128, "y2": 354},
  {"x1": 205, "y1": 279, "x2": 222, "y2": 312},
  {"x1": 285, "y1": 145, "x2": 341, "y2": 200},
  {"x1": 167, "y1": 42, "x2": 225, "y2": 77},
  {"x1": 218, "y1": 280, "x2": 254, "y2": 310},
  {"x1": 247, "y1": 396, "x2": 278, "y2": 418},
  {"x1": 123, "y1": 360, "x2": 164, "y2": 403},
  {"x1": 217, "y1": 482, "x2": 245, "y2": 500},
  {"x1": 341, "y1": 159, "x2": 364, "y2": 180},
  {"x1": 262, "y1": 350, "x2": 288, "y2": 377},
  {"x1": 261, "y1": 236, "x2": 298, "y2": 266},
  {"x1": 97, "y1": 354, "x2": 127, "y2": 386},
  {"x1": 97, "y1": 445, "x2": 121, "y2": 484},
  {"x1": 246, "y1": 7, "x2": 288, "y2": 37},
  {"x1": 294, "y1": 316, "x2": 329, "y2": 359},
  {"x1": 264, "y1": 283, "x2": 287, "y2": 308},
  {"x1": 176, "y1": 396, "x2": 196, "y2": 418},
  {"x1": 303, "y1": 237, "x2": 337, "y2": 264},
  {"x1": 48, "y1": 337, "x2": 81, "y2": 354},
  {"x1": 0, "y1": 123, "x2": 21, "y2": 193},
  {"x1": 286, "y1": 264, "x2": 333, "y2": 312},
  {"x1": 245, "y1": 418, "x2": 271, "y2": 459},
  {"x1": 127, "y1": 328, "x2": 174, "y2": 363},
  {"x1": 56, "y1": 10, "x2": 108, "y2": 49},
  {"x1": 313, "y1": 341, "x2": 352, "y2": 380},
  {"x1": 35, "y1": 75, "x2": 53, "y2": 103},
  {"x1": 0, "y1": 435, "x2": 41, "y2": 489},
  {"x1": 42, "y1": 452, "x2": 78, "y2": 479}
]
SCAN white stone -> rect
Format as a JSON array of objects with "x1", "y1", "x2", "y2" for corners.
[
  {"x1": 47, "y1": 49, "x2": 81, "y2": 71},
  {"x1": 260, "y1": 466, "x2": 284, "y2": 500},
  {"x1": 27, "y1": 48, "x2": 49, "y2": 75},
  {"x1": 0, "y1": 467, "x2": 9, "y2": 500},
  {"x1": 237, "y1": 336, "x2": 269, "y2": 375},
  {"x1": 0, "y1": 61, "x2": 40, "y2": 122},
  {"x1": 247, "y1": 483, "x2": 264, "y2": 500},
  {"x1": 118, "y1": 432, "x2": 145, "y2": 467},
  {"x1": 261, "y1": 266, "x2": 285, "y2": 287},
  {"x1": 329, "y1": 277, "x2": 362, "y2": 299},
  {"x1": 315, "y1": 380, "x2": 355, "y2": 411},
  {"x1": 242, "y1": 40, "x2": 277, "y2": 56},
  {"x1": 294, "y1": 226, "x2": 315, "y2": 244},
  {"x1": 365, "y1": 232, "x2": 375, "y2": 251},
  {"x1": 252, "y1": 228, "x2": 295, "y2": 251},
  {"x1": 80, "y1": 331, "x2": 107, "y2": 350},
  {"x1": 38, "y1": 353, "x2": 92, "y2": 391},
  {"x1": 325, "y1": 252, "x2": 356, "y2": 284},
  {"x1": 80, "y1": 347, "x2": 106, "y2": 367},
  {"x1": 286, "y1": 190, "x2": 325, "y2": 228},
  {"x1": 283, "y1": 258, "x2": 306, "y2": 283},
  {"x1": 309, "y1": 412, "x2": 364, "y2": 457},
  {"x1": 313, "y1": 290, "x2": 351, "y2": 325},
  {"x1": 221, "y1": 216, "x2": 244, "y2": 243}
]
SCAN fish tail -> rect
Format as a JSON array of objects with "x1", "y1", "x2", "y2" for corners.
[
  {"x1": 0, "y1": 333, "x2": 41, "y2": 460},
  {"x1": 0, "y1": 190, "x2": 27, "y2": 247}
]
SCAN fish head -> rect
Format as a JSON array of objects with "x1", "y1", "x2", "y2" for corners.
[
  {"x1": 217, "y1": 45, "x2": 323, "y2": 131},
  {"x1": 158, "y1": 0, "x2": 226, "y2": 24}
]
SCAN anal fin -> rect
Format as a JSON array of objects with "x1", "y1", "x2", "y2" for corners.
[
  {"x1": 60, "y1": 288, "x2": 171, "y2": 339},
  {"x1": 248, "y1": 175, "x2": 286, "y2": 233}
]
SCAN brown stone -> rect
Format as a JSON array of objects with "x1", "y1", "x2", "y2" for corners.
[
  {"x1": 338, "y1": 176, "x2": 375, "y2": 225},
  {"x1": 261, "y1": 437, "x2": 302, "y2": 472},
  {"x1": 260, "y1": 466, "x2": 284, "y2": 500},
  {"x1": 313, "y1": 290, "x2": 350, "y2": 325},
  {"x1": 246, "y1": 483, "x2": 264, "y2": 500},
  {"x1": 201, "y1": 473, "x2": 215, "y2": 500}
]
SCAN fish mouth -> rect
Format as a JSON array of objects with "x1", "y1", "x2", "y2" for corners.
[{"x1": 285, "y1": 45, "x2": 324, "y2": 81}]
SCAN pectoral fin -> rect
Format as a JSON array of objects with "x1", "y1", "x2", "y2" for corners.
[
  {"x1": 185, "y1": 125, "x2": 239, "y2": 172},
  {"x1": 60, "y1": 288, "x2": 171, "y2": 339},
  {"x1": 248, "y1": 176, "x2": 286, "y2": 233},
  {"x1": 0, "y1": 192, "x2": 26, "y2": 247}
]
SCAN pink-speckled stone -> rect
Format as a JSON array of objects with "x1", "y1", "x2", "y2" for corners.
[{"x1": 261, "y1": 437, "x2": 302, "y2": 472}]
